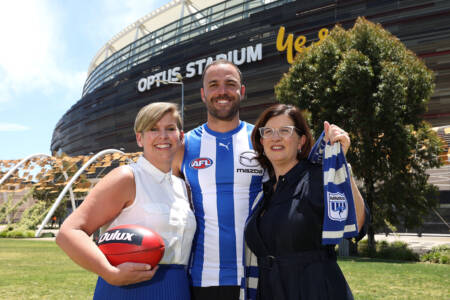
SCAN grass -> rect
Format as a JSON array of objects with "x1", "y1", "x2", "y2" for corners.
[
  {"x1": 0, "y1": 239, "x2": 97, "y2": 299},
  {"x1": 0, "y1": 239, "x2": 449, "y2": 299},
  {"x1": 340, "y1": 257, "x2": 450, "y2": 299}
]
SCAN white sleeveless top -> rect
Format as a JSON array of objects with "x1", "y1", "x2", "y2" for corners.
[{"x1": 105, "y1": 156, "x2": 196, "y2": 265}]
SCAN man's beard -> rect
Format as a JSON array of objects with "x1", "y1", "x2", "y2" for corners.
[{"x1": 206, "y1": 94, "x2": 241, "y2": 121}]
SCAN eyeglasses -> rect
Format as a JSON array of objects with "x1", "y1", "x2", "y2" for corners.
[{"x1": 259, "y1": 126, "x2": 301, "y2": 138}]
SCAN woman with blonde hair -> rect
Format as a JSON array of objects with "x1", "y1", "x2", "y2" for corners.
[{"x1": 56, "y1": 102, "x2": 196, "y2": 300}]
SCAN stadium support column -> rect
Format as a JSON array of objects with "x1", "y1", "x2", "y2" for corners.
[
  {"x1": 178, "y1": 74, "x2": 185, "y2": 129},
  {"x1": 156, "y1": 75, "x2": 185, "y2": 129}
]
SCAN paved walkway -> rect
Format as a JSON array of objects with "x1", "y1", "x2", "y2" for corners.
[
  {"x1": 371, "y1": 233, "x2": 450, "y2": 254},
  {"x1": 2, "y1": 225, "x2": 449, "y2": 254}
]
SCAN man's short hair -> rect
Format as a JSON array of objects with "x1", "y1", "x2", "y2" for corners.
[{"x1": 201, "y1": 59, "x2": 243, "y2": 87}]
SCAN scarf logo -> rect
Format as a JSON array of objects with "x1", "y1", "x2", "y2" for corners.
[{"x1": 327, "y1": 192, "x2": 348, "y2": 221}]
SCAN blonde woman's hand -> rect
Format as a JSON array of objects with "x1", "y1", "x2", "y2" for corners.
[{"x1": 103, "y1": 262, "x2": 159, "y2": 286}]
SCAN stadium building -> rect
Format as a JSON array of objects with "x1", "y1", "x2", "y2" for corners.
[{"x1": 51, "y1": 0, "x2": 450, "y2": 156}]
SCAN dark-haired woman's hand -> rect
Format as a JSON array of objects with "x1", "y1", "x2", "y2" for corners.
[{"x1": 324, "y1": 121, "x2": 350, "y2": 155}]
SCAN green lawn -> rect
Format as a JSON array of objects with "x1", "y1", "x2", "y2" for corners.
[
  {"x1": 0, "y1": 239, "x2": 448, "y2": 299},
  {"x1": 340, "y1": 257, "x2": 449, "y2": 299},
  {"x1": 0, "y1": 239, "x2": 97, "y2": 299}
]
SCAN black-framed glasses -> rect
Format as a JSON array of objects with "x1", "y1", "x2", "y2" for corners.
[{"x1": 259, "y1": 126, "x2": 301, "y2": 138}]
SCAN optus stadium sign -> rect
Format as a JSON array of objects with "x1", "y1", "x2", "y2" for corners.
[
  {"x1": 136, "y1": 25, "x2": 328, "y2": 93},
  {"x1": 137, "y1": 43, "x2": 262, "y2": 92}
]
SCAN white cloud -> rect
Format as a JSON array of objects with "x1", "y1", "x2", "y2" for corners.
[
  {"x1": 0, "y1": 123, "x2": 30, "y2": 132},
  {"x1": 95, "y1": 0, "x2": 165, "y2": 42},
  {"x1": 0, "y1": 0, "x2": 168, "y2": 106},
  {"x1": 0, "y1": 0, "x2": 83, "y2": 104},
  {"x1": 80, "y1": 0, "x2": 166, "y2": 97}
]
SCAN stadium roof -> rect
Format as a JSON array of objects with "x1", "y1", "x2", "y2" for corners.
[{"x1": 87, "y1": 0, "x2": 222, "y2": 76}]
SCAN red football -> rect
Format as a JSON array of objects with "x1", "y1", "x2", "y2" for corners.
[{"x1": 98, "y1": 224, "x2": 165, "y2": 267}]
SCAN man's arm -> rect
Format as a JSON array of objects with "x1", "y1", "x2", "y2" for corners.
[{"x1": 172, "y1": 143, "x2": 185, "y2": 179}]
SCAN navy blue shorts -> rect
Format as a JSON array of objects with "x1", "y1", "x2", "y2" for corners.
[
  {"x1": 191, "y1": 285, "x2": 240, "y2": 300},
  {"x1": 93, "y1": 264, "x2": 190, "y2": 300}
]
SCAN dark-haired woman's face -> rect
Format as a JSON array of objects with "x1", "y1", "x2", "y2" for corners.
[{"x1": 260, "y1": 115, "x2": 305, "y2": 169}]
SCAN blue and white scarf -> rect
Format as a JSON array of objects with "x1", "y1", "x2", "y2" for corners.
[
  {"x1": 240, "y1": 131, "x2": 358, "y2": 299},
  {"x1": 308, "y1": 131, "x2": 358, "y2": 244}
]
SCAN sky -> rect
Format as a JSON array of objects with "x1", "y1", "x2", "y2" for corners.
[{"x1": 0, "y1": 0, "x2": 168, "y2": 160}]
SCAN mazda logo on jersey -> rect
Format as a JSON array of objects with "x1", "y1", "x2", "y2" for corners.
[
  {"x1": 239, "y1": 151, "x2": 260, "y2": 167},
  {"x1": 190, "y1": 157, "x2": 213, "y2": 169}
]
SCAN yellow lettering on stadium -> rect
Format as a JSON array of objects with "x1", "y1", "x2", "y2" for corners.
[{"x1": 276, "y1": 26, "x2": 329, "y2": 64}]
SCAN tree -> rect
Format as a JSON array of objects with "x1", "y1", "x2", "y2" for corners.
[
  {"x1": 275, "y1": 17, "x2": 444, "y2": 252},
  {"x1": 32, "y1": 155, "x2": 88, "y2": 221},
  {"x1": 0, "y1": 188, "x2": 34, "y2": 224},
  {"x1": 0, "y1": 152, "x2": 141, "y2": 237}
]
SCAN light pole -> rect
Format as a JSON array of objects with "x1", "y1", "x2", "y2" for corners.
[{"x1": 155, "y1": 74, "x2": 184, "y2": 129}]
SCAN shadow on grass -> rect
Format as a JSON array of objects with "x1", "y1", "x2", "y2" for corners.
[{"x1": 338, "y1": 256, "x2": 418, "y2": 264}]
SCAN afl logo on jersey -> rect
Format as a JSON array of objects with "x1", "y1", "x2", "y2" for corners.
[{"x1": 190, "y1": 157, "x2": 213, "y2": 169}]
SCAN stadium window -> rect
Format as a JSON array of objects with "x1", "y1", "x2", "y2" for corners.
[
  {"x1": 212, "y1": 3, "x2": 225, "y2": 13},
  {"x1": 227, "y1": 0, "x2": 242, "y2": 7},
  {"x1": 223, "y1": 14, "x2": 242, "y2": 25},
  {"x1": 164, "y1": 22, "x2": 176, "y2": 33},
  {"x1": 226, "y1": 3, "x2": 244, "y2": 16},
  {"x1": 151, "y1": 66, "x2": 161, "y2": 73}
]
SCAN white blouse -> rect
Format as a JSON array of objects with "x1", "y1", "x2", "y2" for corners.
[{"x1": 105, "y1": 156, "x2": 196, "y2": 265}]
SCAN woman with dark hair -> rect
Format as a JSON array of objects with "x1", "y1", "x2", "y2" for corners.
[{"x1": 244, "y1": 104, "x2": 367, "y2": 299}]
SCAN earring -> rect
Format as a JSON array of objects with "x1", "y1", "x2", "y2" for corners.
[{"x1": 298, "y1": 148, "x2": 302, "y2": 154}]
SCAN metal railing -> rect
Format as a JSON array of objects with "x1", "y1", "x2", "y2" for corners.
[{"x1": 82, "y1": 0, "x2": 294, "y2": 96}]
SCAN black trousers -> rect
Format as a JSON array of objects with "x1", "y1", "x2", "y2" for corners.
[{"x1": 191, "y1": 285, "x2": 240, "y2": 300}]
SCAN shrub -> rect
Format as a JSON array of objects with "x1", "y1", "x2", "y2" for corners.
[
  {"x1": 358, "y1": 239, "x2": 419, "y2": 261},
  {"x1": 17, "y1": 201, "x2": 50, "y2": 230},
  {"x1": 40, "y1": 232, "x2": 55, "y2": 238},
  {"x1": 358, "y1": 239, "x2": 372, "y2": 257},
  {"x1": 420, "y1": 245, "x2": 450, "y2": 264},
  {"x1": 0, "y1": 188, "x2": 35, "y2": 224},
  {"x1": 0, "y1": 228, "x2": 35, "y2": 238},
  {"x1": 0, "y1": 226, "x2": 35, "y2": 238}
]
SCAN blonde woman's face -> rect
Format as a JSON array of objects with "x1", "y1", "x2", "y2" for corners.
[{"x1": 136, "y1": 112, "x2": 183, "y2": 172}]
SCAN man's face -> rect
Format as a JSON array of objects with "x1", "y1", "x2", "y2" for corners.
[{"x1": 201, "y1": 63, "x2": 245, "y2": 121}]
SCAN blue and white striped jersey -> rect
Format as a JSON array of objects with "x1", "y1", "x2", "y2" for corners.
[{"x1": 182, "y1": 121, "x2": 264, "y2": 287}]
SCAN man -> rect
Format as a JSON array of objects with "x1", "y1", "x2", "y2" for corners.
[
  {"x1": 172, "y1": 59, "x2": 261, "y2": 300},
  {"x1": 172, "y1": 59, "x2": 355, "y2": 300}
]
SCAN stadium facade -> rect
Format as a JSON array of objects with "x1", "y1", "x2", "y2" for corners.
[{"x1": 51, "y1": 0, "x2": 450, "y2": 156}]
